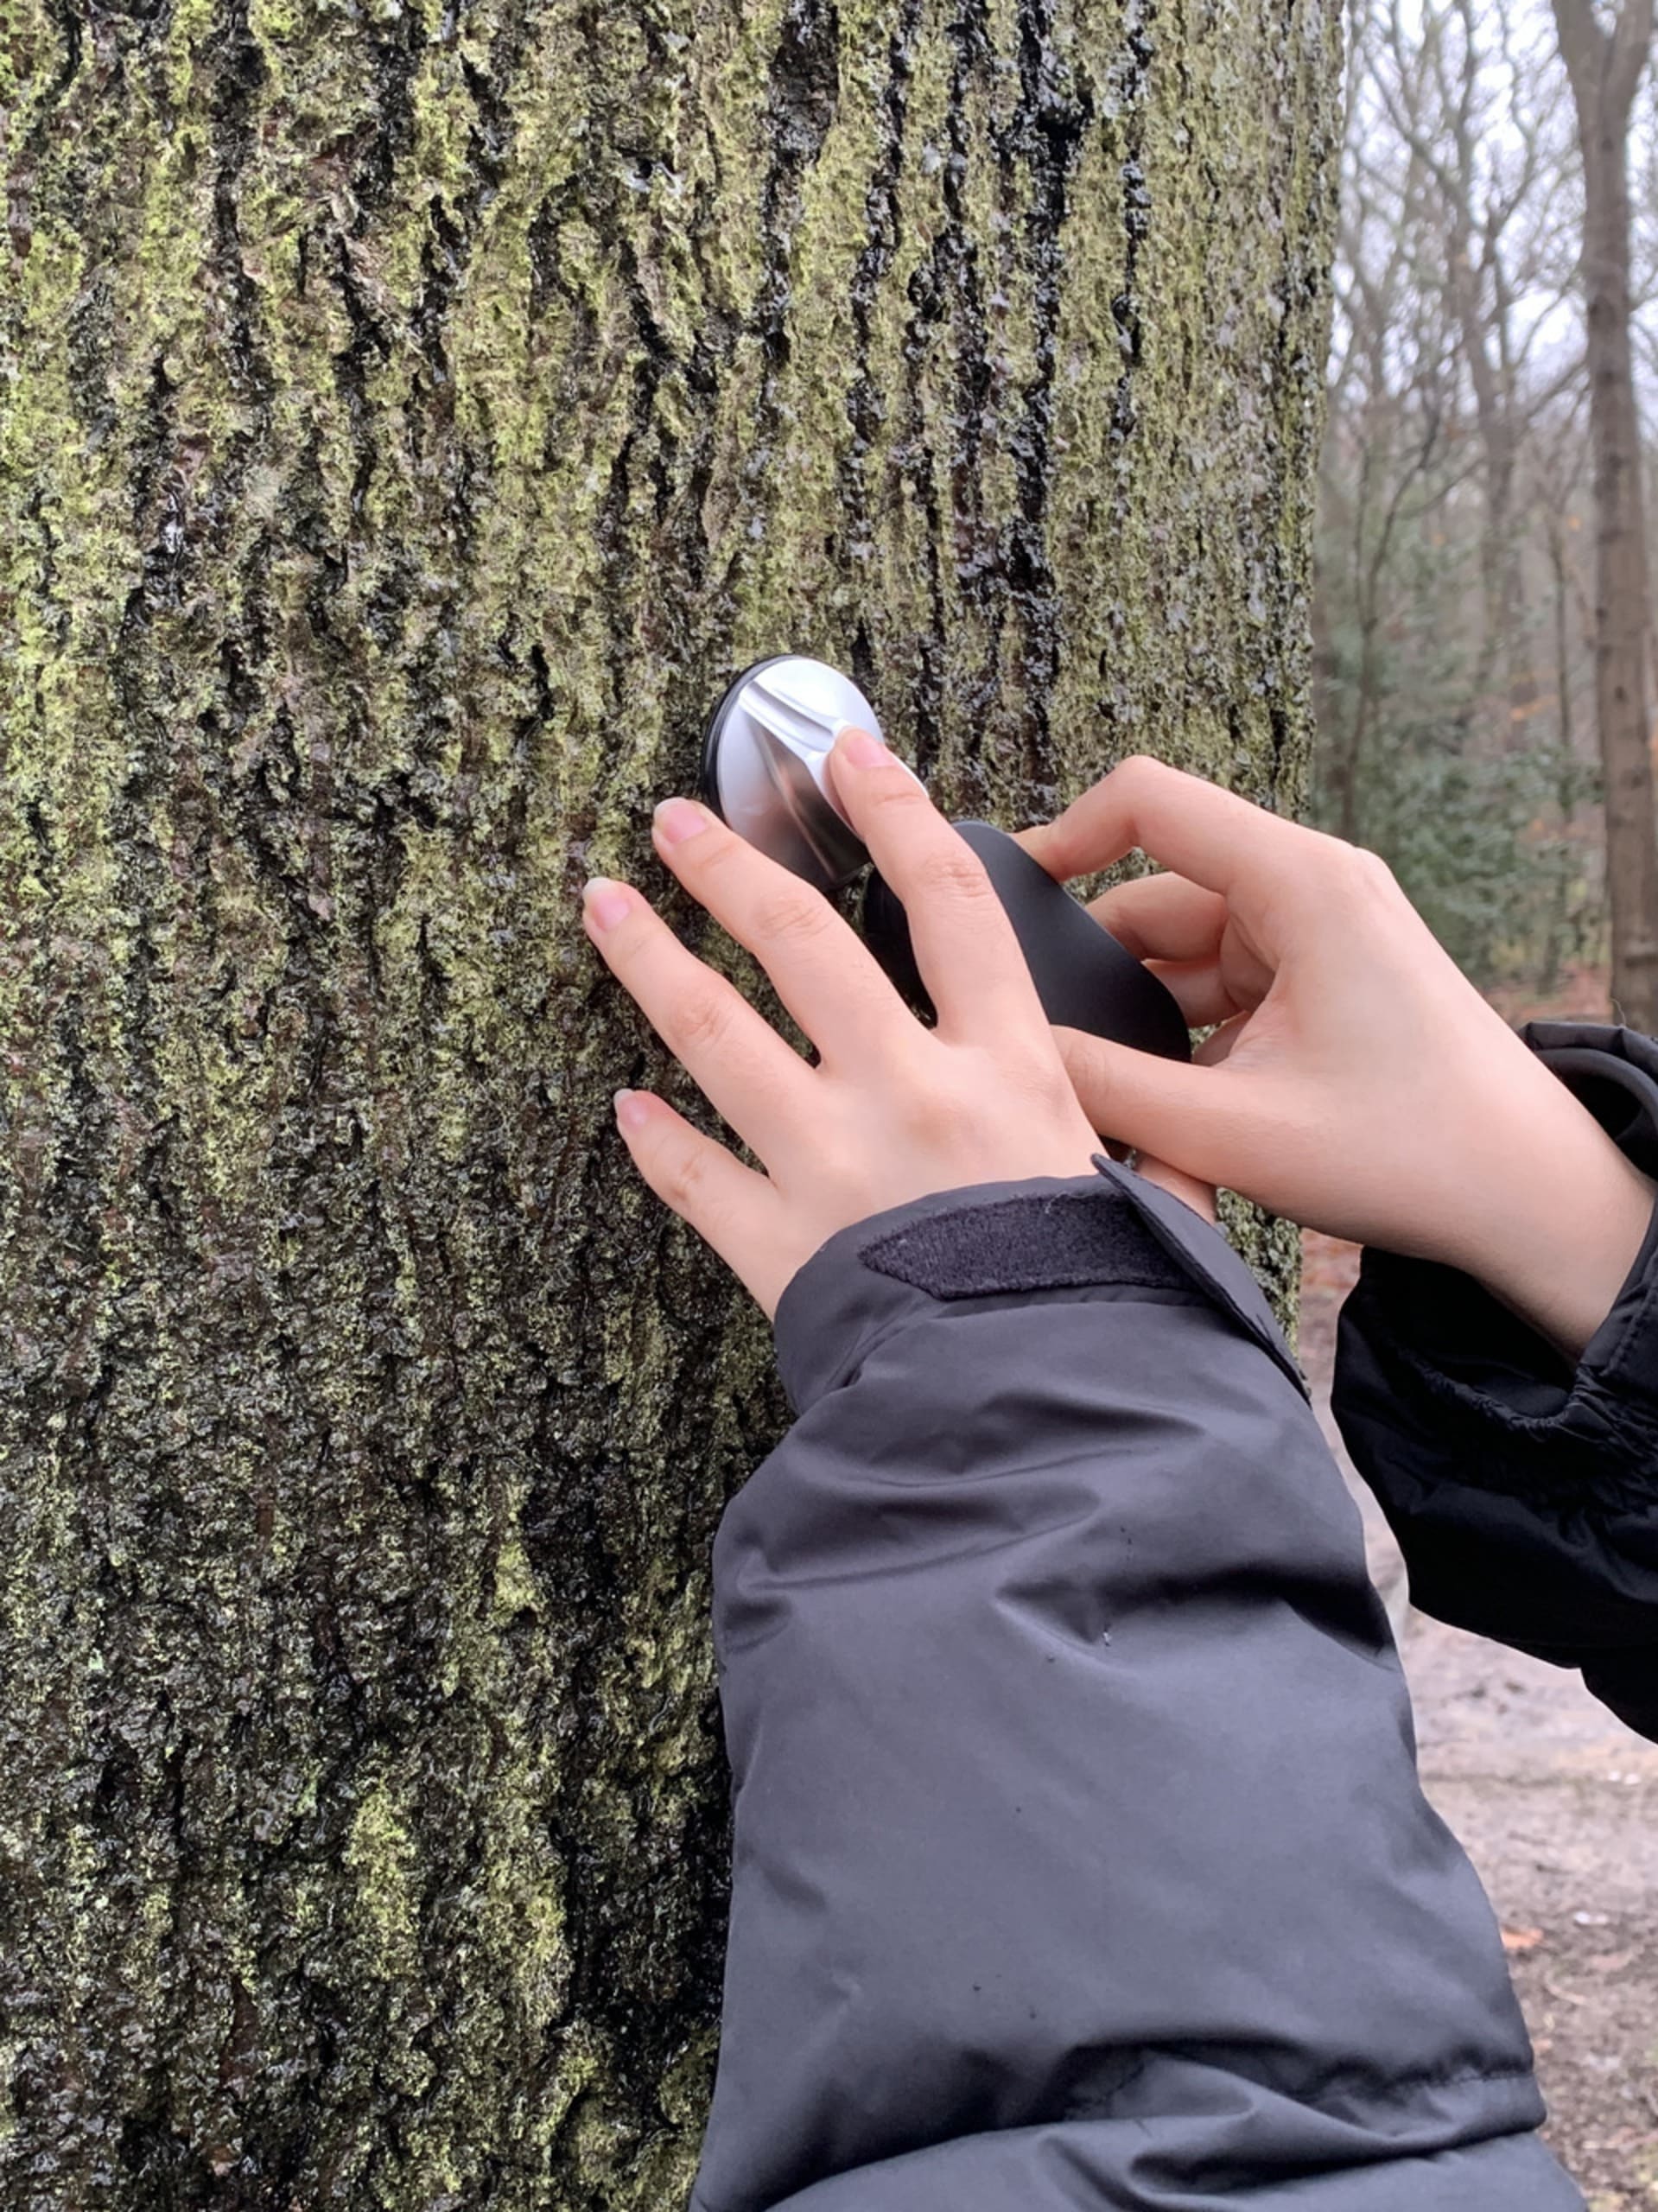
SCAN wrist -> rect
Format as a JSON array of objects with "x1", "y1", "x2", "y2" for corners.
[{"x1": 1457, "y1": 1109, "x2": 1655, "y2": 1360}]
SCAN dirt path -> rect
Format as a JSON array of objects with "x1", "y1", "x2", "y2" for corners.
[
  {"x1": 1407, "y1": 1616, "x2": 1658, "y2": 2207},
  {"x1": 1300, "y1": 1232, "x2": 1658, "y2": 2209}
]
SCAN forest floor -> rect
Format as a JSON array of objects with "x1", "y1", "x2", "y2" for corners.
[{"x1": 1300, "y1": 1226, "x2": 1658, "y2": 2211}]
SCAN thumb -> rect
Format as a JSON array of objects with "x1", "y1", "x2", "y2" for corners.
[{"x1": 1054, "y1": 1027, "x2": 1251, "y2": 1185}]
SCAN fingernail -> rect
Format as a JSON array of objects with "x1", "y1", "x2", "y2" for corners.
[
  {"x1": 653, "y1": 797, "x2": 711, "y2": 845},
  {"x1": 613, "y1": 1087, "x2": 650, "y2": 1132},
  {"x1": 837, "y1": 727, "x2": 891, "y2": 768},
  {"x1": 581, "y1": 877, "x2": 633, "y2": 931}
]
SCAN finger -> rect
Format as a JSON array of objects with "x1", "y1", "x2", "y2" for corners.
[
  {"x1": 1090, "y1": 879, "x2": 1273, "y2": 1020},
  {"x1": 1083, "y1": 872, "x2": 1229, "y2": 963},
  {"x1": 1055, "y1": 1026, "x2": 1206, "y2": 1150},
  {"x1": 1144, "y1": 958, "x2": 1246, "y2": 1029},
  {"x1": 1011, "y1": 864, "x2": 1245, "y2": 1023},
  {"x1": 1053, "y1": 1027, "x2": 1275, "y2": 1192},
  {"x1": 582, "y1": 877, "x2": 812, "y2": 1156},
  {"x1": 650, "y1": 795, "x2": 913, "y2": 1069},
  {"x1": 827, "y1": 728, "x2": 1045, "y2": 1042},
  {"x1": 1020, "y1": 756, "x2": 1307, "y2": 906},
  {"x1": 612, "y1": 1088, "x2": 795, "y2": 1313},
  {"x1": 1057, "y1": 1030, "x2": 1330, "y2": 1225}
]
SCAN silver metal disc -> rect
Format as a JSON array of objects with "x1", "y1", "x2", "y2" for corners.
[{"x1": 700, "y1": 656, "x2": 884, "y2": 892}]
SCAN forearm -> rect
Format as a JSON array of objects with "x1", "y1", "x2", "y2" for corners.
[{"x1": 1448, "y1": 1065, "x2": 1655, "y2": 1360}]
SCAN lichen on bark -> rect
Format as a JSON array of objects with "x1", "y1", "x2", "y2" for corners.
[{"x1": 0, "y1": 0, "x2": 1338, "y2": 2200}]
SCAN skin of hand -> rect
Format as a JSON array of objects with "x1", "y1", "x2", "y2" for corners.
[
  {"x1": 1016, "y1": 755, "x2": 1657, "y2": 1362},
  {"x1": 581, "y1": 728, "x2": 1113, "y2": 1319}
]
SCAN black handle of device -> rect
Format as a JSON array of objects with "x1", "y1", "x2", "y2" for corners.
[{"x1": 861, "y1": 820, "x2": 1192, "y2": 1062}]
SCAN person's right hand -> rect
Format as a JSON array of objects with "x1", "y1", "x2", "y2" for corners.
[{"x1": 1018, "y1": 756, "x2": 1655, "y2": 1360}]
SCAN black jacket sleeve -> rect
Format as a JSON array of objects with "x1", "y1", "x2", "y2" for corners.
[
  {"x1": 692, "y1": 1163, "x2": 1581, "y2": 2212},
  {"x1": 1333, "y1": 1022, "x2": 1658, "y2": 1742}
]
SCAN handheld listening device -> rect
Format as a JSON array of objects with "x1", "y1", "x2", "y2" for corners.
[{"x1": 698, "y1": 656, "x2": 1191, "y2": 1061}]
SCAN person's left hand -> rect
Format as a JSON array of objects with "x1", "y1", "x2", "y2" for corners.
[{"x1": 581, "y1": 727, "x2": 1119, "y2": 1318}]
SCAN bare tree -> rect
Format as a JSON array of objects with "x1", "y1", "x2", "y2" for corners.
[
  {"x1": 1550, "y1": 0, "x2": 1658, "y2": 1027},
  {"x1": 1320, "y1": 3, "x2": 1453, "y2": 841},
  {"x1": 1375, "y1": 0, "x2": 1581, "y2": 739}
]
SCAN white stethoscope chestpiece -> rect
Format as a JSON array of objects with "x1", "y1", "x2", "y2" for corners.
[{"x1": 699, "y1": 655, "x2": 886, "y2": 893}]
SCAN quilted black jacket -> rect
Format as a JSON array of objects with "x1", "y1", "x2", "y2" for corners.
[{"x1": 688, "y1": 1025, "x2": 1658, "y2": 2211}]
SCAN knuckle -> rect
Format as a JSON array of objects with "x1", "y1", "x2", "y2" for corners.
[
  {"x1": 1356, "y1": 846, "x2": 1399, "y2": 893},
  {"x1": 804, "y1": 1138, "x2": 861, "y2": 1201},
  {"x1": 694, "y1": 823, "x2": 748, "y2": 882},
  {"x1": 1331, "y1": 840, "x2": 1398, "y2": 899},
  {"x1": 912, "y1": 843, "x2": 997, "y2": 909},
  {"x1": 668, "y1": 986, "x2": 736, "y2": 1058},
  {"x1": 657, "y1": 1137, "x2": 715, "y2": 1212},
  {"x1": 1111, "y1": 753, "x2": 1167, "y2": 797},
  {"x1": 898, "y1": 1082, "x2": 962, "y2": 1141},
  {"x1": 748, "y1": 883, "x2": 833, "y2": 950}
]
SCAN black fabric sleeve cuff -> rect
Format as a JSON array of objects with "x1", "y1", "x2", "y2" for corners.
[
  {"x1": 1334, "y1": 1022, "x2": 1658, "y2": 1724},
  {"x1": 770, "y1": 1159, "x2": 1304, "y2": 1417}
]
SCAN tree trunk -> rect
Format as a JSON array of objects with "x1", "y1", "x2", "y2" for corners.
[
  {"x1": 1551, "y1": 0, "x2": 1658, "y2": 1031},
  {"x1": 0, "y1": 0, "x2": 1339, "y2": 2201}
]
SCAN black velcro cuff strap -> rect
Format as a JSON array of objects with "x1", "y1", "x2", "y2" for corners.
[{"x1": 858, "y1": 1187, "x2": 1191, "y2": 1301}]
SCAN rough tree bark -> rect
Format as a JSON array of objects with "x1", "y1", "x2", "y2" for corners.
[
  {"x1": 1550, "y1": 0, "x2": 1657, "y2": 1031},
  {"x1": 0, "y1": 0, "x2": 1339, "y2": 2202}
]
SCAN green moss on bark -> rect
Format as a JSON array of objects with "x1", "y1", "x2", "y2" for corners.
[{"x1": 0, "y1": 0, "x2": 1337, "y2": 2200}]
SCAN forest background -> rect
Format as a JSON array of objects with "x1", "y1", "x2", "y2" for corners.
[{"x1": 1316, "y1": 0, "x2": 1655, "y2": 1027}]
